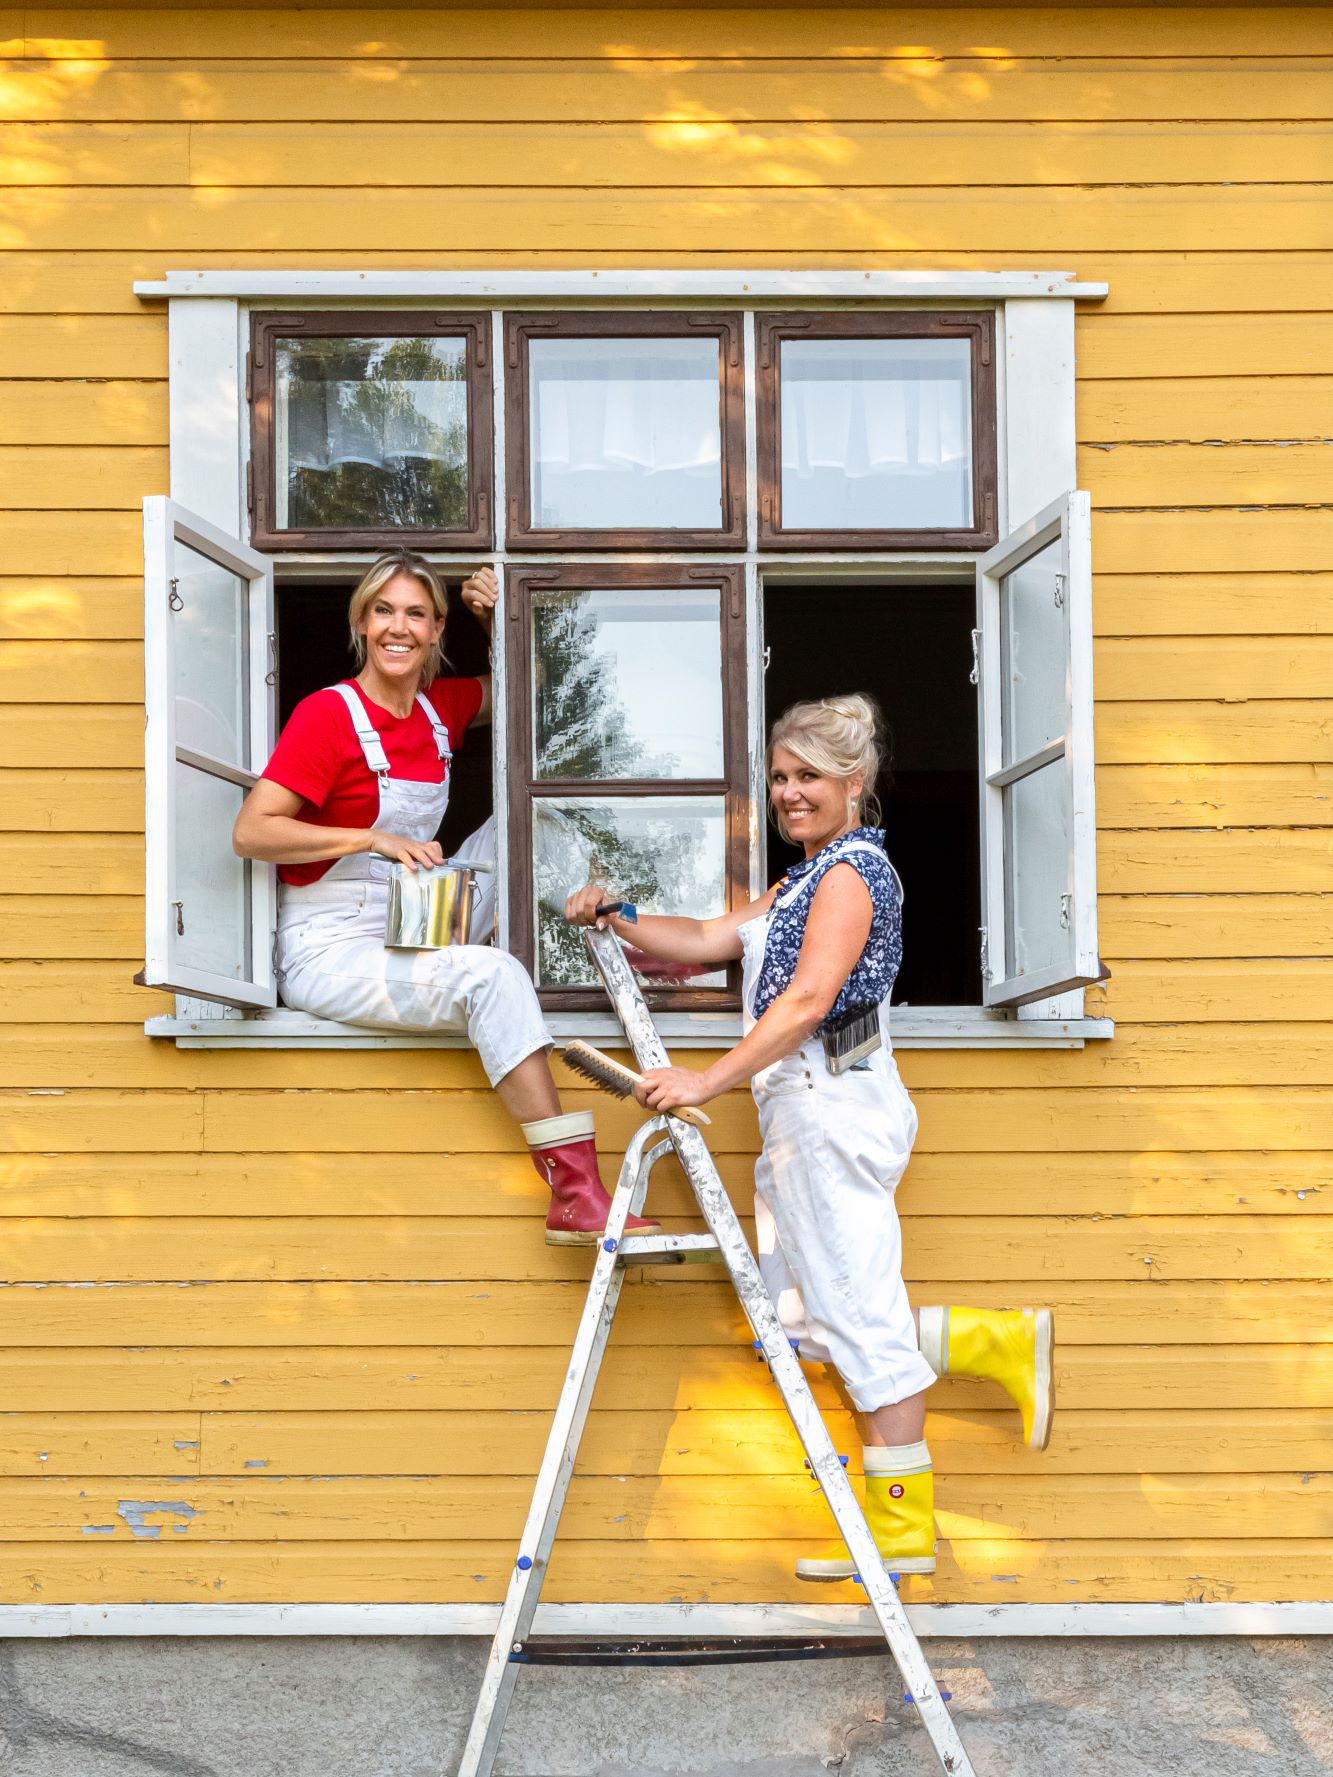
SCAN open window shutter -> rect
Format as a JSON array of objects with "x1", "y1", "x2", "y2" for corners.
[
  {"x1": 142, "y1": 497, "x2": 278, "y2": 1008},
  {"x1": 975, "y1": 490, "x2": 1102, "y2": 1007}
]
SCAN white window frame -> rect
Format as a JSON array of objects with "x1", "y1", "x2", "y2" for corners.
[
  {"x1": 135, "y1": 271, "x2": 1111, "y2": 1050},
  {"x1": 976, "y1": 490, "x2": 1102, "y2": 1007},
  {"x1": 142, "y1": 496, "x2": 277, "y2": 1009}
]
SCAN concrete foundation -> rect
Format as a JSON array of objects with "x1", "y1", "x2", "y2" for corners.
[{"x1": 0, "y1": 1637, "x2": 1328, "y2": 1776}]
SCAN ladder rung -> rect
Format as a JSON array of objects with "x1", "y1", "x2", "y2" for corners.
[{"x1": 617, "y1": 1233, "x2": 720, "y2": 1259}]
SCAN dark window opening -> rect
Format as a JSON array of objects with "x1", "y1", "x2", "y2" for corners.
[
  {"x1": 275, "y1": 579, "x2": 494, "y2": 857},
  {"x1": 762, "y1": 581, "x2": 982, "y2": 1007}
]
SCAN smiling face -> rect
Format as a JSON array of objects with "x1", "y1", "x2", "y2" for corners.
[
  {"x1": 768, "y1": 743, "x2": 865, "y2": 858},
  {"x1": 356, "y1": 571, "x2": 446, "y2": 693}
]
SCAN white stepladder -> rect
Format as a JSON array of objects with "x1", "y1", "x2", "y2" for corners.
[{"x1": 455, "y1": 927, "x2": 974, "y2": 1777}]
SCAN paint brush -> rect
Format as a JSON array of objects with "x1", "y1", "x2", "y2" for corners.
[{"x1": 561, "y1": 1042, "x2": 711, "y2": 1128}]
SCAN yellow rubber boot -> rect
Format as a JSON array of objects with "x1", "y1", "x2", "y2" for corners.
[
  {"x1": 795, "y1": 1443, "x2": 935, "y2": 1582},
  {"x1": 920, "y1": 1306, "x2": 1054, "y2": 1450}
]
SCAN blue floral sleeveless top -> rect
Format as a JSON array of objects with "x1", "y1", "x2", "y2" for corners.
[{"x1": 751, "y1": 827, "x2": 904, "y2": 1027}]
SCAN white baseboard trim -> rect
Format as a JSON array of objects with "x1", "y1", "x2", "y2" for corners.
[{"x1": 0, "y1": 1603, "x2": 1328, "y2": 1640}]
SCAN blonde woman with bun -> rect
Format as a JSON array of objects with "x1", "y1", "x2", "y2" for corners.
[{"x1": 566, "y1": 694, "x2": 1054, "y2": 1581}]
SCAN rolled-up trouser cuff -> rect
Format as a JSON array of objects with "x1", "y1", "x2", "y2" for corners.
[{"x1": 846, "y1": 1355, "x2": 939, "y2": 1415}]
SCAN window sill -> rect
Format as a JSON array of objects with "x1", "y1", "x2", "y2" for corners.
[{"x1": 146, "y1": 1008, "x2": 1112, "y2": 1050}]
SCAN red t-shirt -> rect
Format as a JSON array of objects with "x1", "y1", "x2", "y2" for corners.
[{"x1": 263, "y1": 677, "x2": 484, "y2": 884}]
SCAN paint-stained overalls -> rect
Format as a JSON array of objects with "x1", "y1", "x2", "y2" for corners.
[{"x1": 740, "y1": 838, "x2": 937, "y2": 1413}]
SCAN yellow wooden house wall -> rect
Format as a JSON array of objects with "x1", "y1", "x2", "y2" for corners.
[{"x1": 0, "y1": 4, "x2": 1330, "y2": 1609}]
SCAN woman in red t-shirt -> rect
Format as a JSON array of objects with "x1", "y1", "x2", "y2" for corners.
[{"x1": 232, "y1": 549, "x2": 656, "y2": 1246}]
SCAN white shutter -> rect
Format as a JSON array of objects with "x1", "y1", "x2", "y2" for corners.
[
  {"x1": 975, "y1": 489, "x2": 1102, "y2": 1008},
  {"x1": 142, "y1": 497, "x2": 278, "y2": 1008}
]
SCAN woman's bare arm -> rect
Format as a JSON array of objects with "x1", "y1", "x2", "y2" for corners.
[
  {"x1": 564, "y1": 881, "x2": 779, "y2": 966},
  {"x1": 231, "y1": 777, "x2": 443, "y2": 871},
  {"x1": 460, "y1": 568, "x2": 496, "y2": 724}
]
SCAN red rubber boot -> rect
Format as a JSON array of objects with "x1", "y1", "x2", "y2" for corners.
[{"x1": 522, "y1": 1113, "x2": 661, "y2": 1247}]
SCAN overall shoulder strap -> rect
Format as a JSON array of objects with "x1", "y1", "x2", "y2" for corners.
[
  {"x1": 414, "y1": 692, "x2": 453, "y2": 762},
  {"x1": 776, "y1": 840, "x2": 904, "y2": 910},
  {"x1": 328, "y1": 683, "x2": 390, "y2": 777}
]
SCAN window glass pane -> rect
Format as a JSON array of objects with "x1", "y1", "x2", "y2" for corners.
[
  {"x1": 529, "y1": 337, "x2": 723, "y2": 530},
  {"x1": 532, "y1": 587, "x2": 724, "y2": 780},
  {"x1": 533, "y1": 796, "x2": 727, "y2": 989},
  {"x1": 1003, "y1": 761, "x2": 1068, "y2": 982},
  {"x1": 1001, "y1": 536, "x2": 1067, "y2": 767},
  {"x1": 175, "y1": 764, "x2": 251, "y2": 979},
  {"x1": 173, "y1": 542, "x2": 248, "y2": 763},
  {"x1": 779, "y1": 338, "x2": 971, "y2": 530},
  {"x1": 275, "y1": 335, "x2": 469, "y2": 530}
]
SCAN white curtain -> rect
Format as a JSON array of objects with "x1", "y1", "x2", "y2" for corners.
[
  {"x1": 780, "y1": 342, "x2": 972, "y2": 529},
  {"x1": 530, "y1": 338, "x2": 723, "y2": 529},
  {"x1": 284, "y1": 376, "x2": 467, "y2": 472}
]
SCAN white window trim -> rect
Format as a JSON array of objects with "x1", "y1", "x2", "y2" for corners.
[
  {"x1": 135, "y1": 270, "x2": 1108, "y2": 302},
  {"x1": 0, "y1": 1601, "x2": 1320, "y2": 1641},
  {"x1": 141, "y1": 270, "x2": 1112, "y2": 1050},
  {"x1": 146, "y1": 1005, "x2": 1111, "y2": 1049}
]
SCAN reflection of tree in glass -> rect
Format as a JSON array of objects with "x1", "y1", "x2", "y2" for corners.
[
  {"x1": 535, "y1": 801, "x2": 723, "y2": 989},
  {"x1": 534, "y1": 591, "x2": 677, "y2": 780},
  {"x1": 282, "y1": 336, "x2": 469, "y2": 530}
]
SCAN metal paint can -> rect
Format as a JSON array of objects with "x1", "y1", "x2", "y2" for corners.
[{"x1": 385, "y1": 860, "x2": 490, "y2": 950}]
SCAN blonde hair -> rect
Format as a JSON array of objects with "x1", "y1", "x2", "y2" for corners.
[
  {"x1": 767, "y1": 694, "x2": 886, "y2": 836},
  {"x1": 347, "y1": 550, "x2": 450, "y2": 688}
]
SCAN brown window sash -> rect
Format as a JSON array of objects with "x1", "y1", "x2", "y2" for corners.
[
  {"x1": 503, "y1": 312, "x2": 747, "y2": 551},
  {"x1": 755, "y1": 310, "x2": 998, "y2": 550},
  {"x1": 505, "y1": 562, "x2": 748, "y2": 1011},
  {"x1": 248, "y1": 311, "x2": 494, "y2": 551}
]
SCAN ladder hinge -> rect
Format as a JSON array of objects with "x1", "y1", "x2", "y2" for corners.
[
  {"x1": 969, "y1": 628, "x2": 980, "y2": 686},
  {"x1": 979, "y1": 925, "x2": 990, "y2": 979},
  {"x1": 1054, "y1": 573, "x2": 1065, "y2": 609},
  {"x1": 1060, "y1": 893, "x2": 1072, "y2": 930}
]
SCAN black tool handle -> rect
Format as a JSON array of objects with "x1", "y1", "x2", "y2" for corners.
[{"x1": 594, "y1": 901, "x2": 638, "y2": 923}]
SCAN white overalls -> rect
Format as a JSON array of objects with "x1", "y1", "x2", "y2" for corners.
[
  {"x1": 275, "y1": 683, "x2": 551, "y2": 1086},
  {"x1": 740, "y1": 853, "x2": 937, "y2": 1414}
]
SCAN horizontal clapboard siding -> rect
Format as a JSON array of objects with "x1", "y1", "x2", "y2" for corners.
[{"x1": 0, "y1": 3, "x2": 1329, "y2": 1611}]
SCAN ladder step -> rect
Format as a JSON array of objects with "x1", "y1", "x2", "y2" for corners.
[{"x1": 617, "y1": 1233, "x2": 721, "y2": 1259}]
